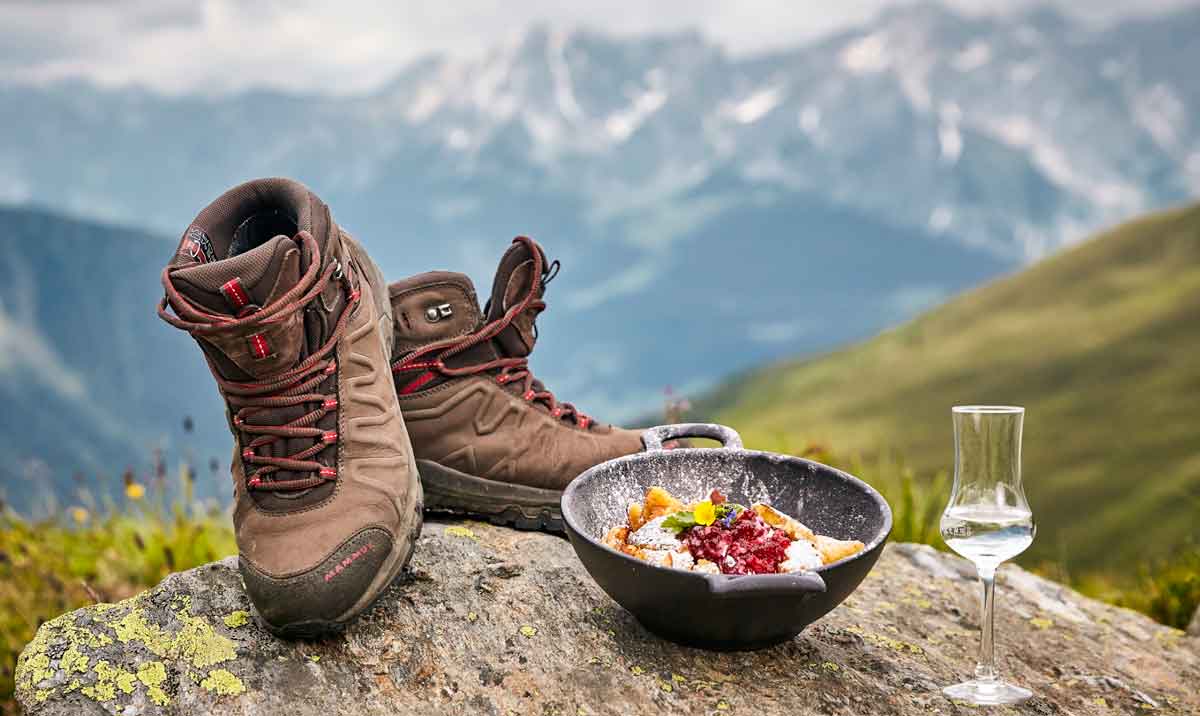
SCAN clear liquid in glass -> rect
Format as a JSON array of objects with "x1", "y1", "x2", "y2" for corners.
[{"x1": 941, "y1": 505, "x2": 1034, "y2": 567}]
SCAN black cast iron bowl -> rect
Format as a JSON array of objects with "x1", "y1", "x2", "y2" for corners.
[{"x1": 562, "y1": 423, "x2": 893, "y2": 651}]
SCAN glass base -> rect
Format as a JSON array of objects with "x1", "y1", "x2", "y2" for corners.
[{"x1": 943, "y1": 679, "x2": 1032, "y2": 706}]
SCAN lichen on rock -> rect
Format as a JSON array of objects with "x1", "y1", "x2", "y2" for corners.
[{"x1": 15, "y1": 557, "x2": 250, "y2": 711}]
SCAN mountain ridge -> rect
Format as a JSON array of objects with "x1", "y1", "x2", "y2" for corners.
[{"x1": 699, "y1": 201, "x2": 1200, "y2": 578}]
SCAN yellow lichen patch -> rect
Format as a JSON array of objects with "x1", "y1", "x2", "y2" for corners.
[
  {"x1": 60, "y1": 643, "x2": 91, "y2": 674},
  {"x1": 137, "y1": 661, "x2": 167, "y2": 687},
  {"x1": 519, "y1": 625, "x2": 537, "y2": 638},
  {"x1": 200, "y1": 668, "x2": 245, "y2": 696},
  {"x1": 630, "y1": 665, "x2": 645, "y2": 676},
  {"x1": 110, "y1": 609, "x2": 168, "y2": 652},
  {"x1": 81, "y1": 682, "x2": 113, "y2": 701},
  {"x1": 1155, "y1": 629, "x2": 1183, "y2": 648},
  {"x1": 445, "y1": 525, "x2": 476, "y2": 540},
  {"x1": 148, "y1": 686, "x2": 172, "y2": 706},
  {"x1": 85, "y1": 660, "x2": 139, "y2": 701},
  {"x1": 106, "y1": 599, "x2": 237, "y2": 669},
  {"x1": 845, "y1": 625, "x2": 925, "y2": 655},
  {"x1": 20, "y1": 652, "x2": 53, "y2": 691},
  {"x1": 175, "y1": 613, "x2": 238, "y2": 668},
  {"x1": 1029, "y1": 617, "x2": 1053, "y2": 630},
  {"x1": 136, "y1": 661, "x2": 172, "y2": 706},
  {"x1": 901, "y1": 595, "x2": 934, "y2": 610},
  {"x1": 223, "y1": 611, "x2": 250, "y2": 628},
  {"x1": 16, "y1": 591, "x2": 243, "y2": 709},
  {"x1": 657, "y1": 679, "x2": 673, "y2": 693}
]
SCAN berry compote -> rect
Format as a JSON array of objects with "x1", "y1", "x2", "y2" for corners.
[{"x1": 684, "y1": 509, "x2": 791, "y2": 574}]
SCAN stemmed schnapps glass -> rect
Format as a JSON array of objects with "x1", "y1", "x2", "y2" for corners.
[{"x1": 939, "y1": 406, "x2": 1034, "y2": 705}]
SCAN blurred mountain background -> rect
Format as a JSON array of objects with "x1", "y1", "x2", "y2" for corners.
[
  {"x1": 698, "y1": 204, "x2": 1200, "y2": 579},
  {"x1": 0, "y1": 2, "x2": 1197, "y2": 536}
]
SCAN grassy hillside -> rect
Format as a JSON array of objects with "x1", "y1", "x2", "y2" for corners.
[{"x1": 700, "y1": 204, "x2": 1200, "y2": 581}]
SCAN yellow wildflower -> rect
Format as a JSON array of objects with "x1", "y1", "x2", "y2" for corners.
[
  {"x1": 69, "y1": 506, "x2": 89, "y2": 524},
  {"x1": 125, "y1": 482, "x2": 146, "y2": 501},
  {"x1": 694, "y1": 501, "x2": 716, "y2": 526}
]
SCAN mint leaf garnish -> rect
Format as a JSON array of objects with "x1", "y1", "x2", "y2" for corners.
[{"x1": 661, "y1": 511, "x2": 698, "y2": 534}]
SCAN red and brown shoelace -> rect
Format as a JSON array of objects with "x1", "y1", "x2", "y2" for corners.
[
  {"x1": 159, "y1": 231, "x2": 360, "y2": 491},
  {"x1": 393, "y1": 237, "x2": 592, "y2": 429}
]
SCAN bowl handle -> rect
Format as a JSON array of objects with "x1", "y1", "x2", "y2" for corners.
[
  {"x1": 642, "y1": 423, "x2": 744, "y2": 451},
  {"x1": 707, "y1": 571, "x2": 827, "y2": 599}
]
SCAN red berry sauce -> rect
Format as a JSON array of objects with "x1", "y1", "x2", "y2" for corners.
[{"x1": 684, "y1": 509, "x2": 791, "y2": 575}]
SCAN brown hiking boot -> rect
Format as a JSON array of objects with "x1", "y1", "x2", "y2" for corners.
[
  {"x1": 158, "y1": 178, "x2": 422, "y2": 637},
  {"x1": 389, "y1": 236, "x2": 644, "y2": 531}
]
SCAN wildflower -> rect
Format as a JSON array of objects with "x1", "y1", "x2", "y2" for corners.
[
  {"x1": 693, "y1": 500, "x2": 717, "y2": 526},
  {"x1": 69, "y1": 506, "x2": 90, "y2": 524},
  {"x1": 125, "y1": 482, "x2": 146, "y2": 501}
]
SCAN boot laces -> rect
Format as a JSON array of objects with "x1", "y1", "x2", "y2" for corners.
[
  {"x1": 393, "y1": 239, "x2": 591, "y2": 428},
  {"x1": 158, "y1": 231, "x2": 361, "y2": 491}
]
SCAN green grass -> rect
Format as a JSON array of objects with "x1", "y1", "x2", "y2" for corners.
[
  {"x1": 0, "y1": 467, "x2": 235, "y2": 713},
  {"x1": 697, "y1": 204, "x2": 1200, "y2": 584}
]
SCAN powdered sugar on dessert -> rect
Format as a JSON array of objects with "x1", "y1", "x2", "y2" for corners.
[{"x1": 602, "y1": 486, "x2": 864, "y2": 575}]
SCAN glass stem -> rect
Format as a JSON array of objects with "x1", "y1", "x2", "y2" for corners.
[{"x1": 974, "y1": 565, "x2": 997, "y2": 682}]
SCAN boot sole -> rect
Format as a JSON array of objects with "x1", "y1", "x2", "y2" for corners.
[{"x1": 418, "y1": 459, "x2": 564, "y2": 532}]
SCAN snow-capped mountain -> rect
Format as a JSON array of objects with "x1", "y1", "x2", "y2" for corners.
[
  {"x1": 0, "y1": 3, "x2": 1197, "y2": 504},
  {"x1": 5, "y1": 4, "x2": 1193, "y2": 261}
]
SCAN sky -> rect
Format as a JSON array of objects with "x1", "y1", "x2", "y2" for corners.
[{"x1": 1, "y1": 0, "x2": 1196, "y2": 95}]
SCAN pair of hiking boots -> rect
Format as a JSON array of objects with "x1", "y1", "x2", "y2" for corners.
[{"x1": 158, "y1": 178, "x2": 644, "y2": 637}]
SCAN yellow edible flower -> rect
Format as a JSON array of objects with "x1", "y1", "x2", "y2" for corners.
[
  {"x1": 693, "y1": 500, "x2": 716, "y2": 526},
  {"x1": 125, "y1": 482, "x2": 146, "y2": 501}
]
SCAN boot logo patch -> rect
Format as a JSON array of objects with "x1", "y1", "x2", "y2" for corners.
[
  {"x1": 182, "y1": 226, "x2": 217, "y2": 264},
  {"x1": 424, "y1": 303, "x2": 453, "y2": 322},
  {"x1": 323, "y1": 542, "x2": 374, "y2": 583}
]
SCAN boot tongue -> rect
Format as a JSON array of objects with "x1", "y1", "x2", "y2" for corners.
[
  {"x1": 170, "y1": 235, "x2": 303, "y2": 317},
  {"x1": 485, "y1": 237, "x2": 549, "y2": 358},
  {"x1": 167, "y1": 234, "x2": 315, "y2": 384}
]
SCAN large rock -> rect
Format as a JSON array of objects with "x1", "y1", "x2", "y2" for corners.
[{"x1": 15, "y1": 520, "x2": 1199, "y2": 715}]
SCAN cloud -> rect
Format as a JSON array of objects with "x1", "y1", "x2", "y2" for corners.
[
  {"x1": 0, "y1": 0, "x2": 1194, "y2": 95},
  {"x1": 746, "y1": 319, "x2": 812, "y2": 345},
  {"x1": 564, "y1": 258, "x2": 661, "y2": 312},
  {"x1": 888, "y1": 284, "x2": 948, "y2": 317}
]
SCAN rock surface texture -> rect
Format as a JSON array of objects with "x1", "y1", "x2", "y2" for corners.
[{"x1": 15, "y1": 521, "x2": 1199, "y2": 715}]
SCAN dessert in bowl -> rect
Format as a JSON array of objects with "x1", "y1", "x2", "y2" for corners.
[{"x1": 561, "y1": 423, "x2": 892, "y2": 650}]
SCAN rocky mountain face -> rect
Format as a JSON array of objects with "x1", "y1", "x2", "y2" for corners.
[
  {"x1": 1, "y1": 4, "x2": 1198, "y2": 501},
  {"x1": 0, "y1": 208, "x2": 225, "y2": 510},
  {"x1": 14, "y1": 523, "x2": 1200, "y2": 715}
]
